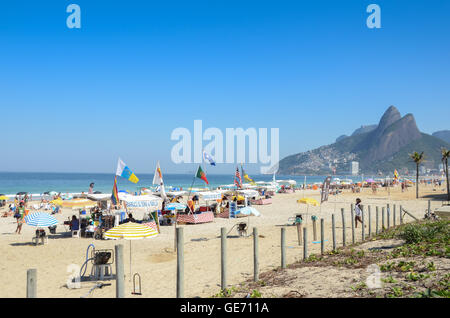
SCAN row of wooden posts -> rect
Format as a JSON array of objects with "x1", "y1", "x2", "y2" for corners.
[
  {"x1": 175, "y1": 202, "x2": 421, "y2": 297},
  {"x1": 26, "y1": 201, "x2": 429, "y2": 297}
]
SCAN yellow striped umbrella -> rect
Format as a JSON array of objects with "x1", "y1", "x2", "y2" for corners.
[
  {"x1": 296, "y1": 198, "x2": 320, "y2": 206},
  {"x1": 104, "y1": 222, "x2": 158, "y2": 240},
  {"x1": 51, "y1": 198, "x2": 96, "y2": 208},
  {"x1": 0, "y1": 195, "x2": 9, "y2": 201},
  {"x1": 104, "y1": 222, "x2": 159, "y2": 282}
]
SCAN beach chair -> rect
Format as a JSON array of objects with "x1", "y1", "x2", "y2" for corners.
[
  {"x1": 33, "y1": 230, "x2": 48, "y2": 245},
  {"x1": 72, "y1": 228, "x2": 81, "y2": 238},
  {"x1": 72, "y1": 223, "x2": 81, "y2": 238}
]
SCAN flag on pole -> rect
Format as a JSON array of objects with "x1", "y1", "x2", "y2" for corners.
[
  {"x1": 111, "y1": 176, "x2": 119, "y2": 205},
  {"x1": 241, "y1": 165, "x2": 255, "y2": 185},
  {"x1": 203, "y1": 151, "x2": 216, "y2": 166},
  {"x1": 320, "y1": 176, "x2": 332, "y2": 203},
  {"x1": 394, "y1": 169, "x2": 399, "y2": 182},
  {"x1": 116, "y1": 158, "x2": 139, "y2": 183},
  {"x1": 151, "y1": 211, "x2": 161, "y2": 234},
  {"x1": 153, "y1": 161, "x2": 166, "y2": 199},
  {"x1": 234, "y1": 167, "x2": 242, "y2": 188},
  {"x1": 196, "y1": 165, "x2": 209, "y2": 184}
]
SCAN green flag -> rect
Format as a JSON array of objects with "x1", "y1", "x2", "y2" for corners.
[{"x1": 196, "y1": 165, "x2": 209, "y2": 184}]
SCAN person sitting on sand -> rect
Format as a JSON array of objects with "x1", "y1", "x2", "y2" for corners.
[
  {"x1": 354, "y1": 198, "x2": 363, "y2": 228},
  {"x1": 128, "y1": 213, "x2": 135, "y2": 222}
]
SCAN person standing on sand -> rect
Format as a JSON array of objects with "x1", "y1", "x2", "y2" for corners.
[
  {"x1": 15, "y1": 202, "x2": 25, "y2": 234},
  {"x1": 354, "y1": 198, "x2": 363, "y2": 228}
]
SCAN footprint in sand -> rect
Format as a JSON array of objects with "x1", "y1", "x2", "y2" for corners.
[{"x1": 148, "y1": 252, "x2": 176, "y2": 263}]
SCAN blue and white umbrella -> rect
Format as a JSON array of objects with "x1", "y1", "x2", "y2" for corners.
[
  {"x1": 165, "y1": 203, "x2": 187, "y2": 211},
  {"x1": 25, "y1": 212, "x2": 58, "y2": 227},
  {"x1": 235, "y1": 207, "x2": 261, "y2": 217}
]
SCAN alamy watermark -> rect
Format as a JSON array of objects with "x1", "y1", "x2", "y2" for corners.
[
  {"x1": 366, "y1": 4, "x2": 381, "y2": 29},
  {"x1": 66, "y1": 4, "x2": 81, "y2": 29},
  {"x1": 170, "y1": 120, "x2": 279, "y2": 174}
]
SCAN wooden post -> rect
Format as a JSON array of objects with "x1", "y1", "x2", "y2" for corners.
[
  {"x1": 428, "y1": 200, "x2": 431, "y2": 217},
  {"x1": 296, "y1": 223, "x2": 302, "y2": 245},
  {"x1": 351, "y1": 208, "x2": 355, "y2": 244},
  {"x1": 115, "y1": 244, "x2": 125, "y2": 298},
  {"x1": 26, "y1": 269, "x2": 37, "y2": 298},
  {"x1": 281, "y1": 227, "x2": 286, "y2": 269},
  {"x1": 368, "y1": 206, "x2": 372, "y2": 237},
  {"x1": 312, "y1": 218, "x2": 317, "y2": 241},
  {"x1": 176, "y1": 227, "x2": 184, "y2": 298},
  {"x1": 320, "y1": 218, "x2": 324, "y2": 255},
  {"x1": 253, "y1": 227, "x2": 259, "y2": 282},
  {"x1": 332, "y1": 214, "x2": 336, "y2": 251},
  {"x1": 376, "y1": 206, "x2": 379, "y2": 235},
  {"x1": 400, "y1": 205, "x2": 403, "y2": 224},
  {"x1": 393, "y1": 205, "x2": 396, "y2": 227},
  {"x1": 303, "y1": 227, "x2": 308, "y2": 260},
  {"x1": 341, "y1": 208, "x2": 346, "y2": 247},
  {"x1": 361, "y1": 206, "x2": 365, "y2": 241},
  {"x1": 401, "y1": 207, "x2": 419, "y2": 221},
  {"x1": 221, "y1": 227, "x2": 227, "y2": 291},
  {"x1": 382, "y1": 207, "x2": 385, "y2": 231},
  {"x1": 387, "y1": 206, "x2": 391, "y2": 229}
]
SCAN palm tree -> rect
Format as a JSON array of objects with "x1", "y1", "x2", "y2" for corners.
[
  {"x1": 442, "y1": 148, "x2": 450, "y2": 201},
  {"x1": 409, "y1": 152, "x2": 425, "y2": 199}
]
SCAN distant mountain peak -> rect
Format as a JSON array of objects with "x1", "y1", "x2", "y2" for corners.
[
  {"x1": 375, "y1": 105, "x2": 402, "y2": 134},
  {"x1": 432, "y1": 130, "x2": 450, "y2": 144},
  {"x1": 277, "y1": 105, "x2": 449, "y2": 175}
]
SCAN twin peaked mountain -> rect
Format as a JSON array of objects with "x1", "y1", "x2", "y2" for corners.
[{"x1": 277, "y1": 106, "x2": 450, "y2": 175}]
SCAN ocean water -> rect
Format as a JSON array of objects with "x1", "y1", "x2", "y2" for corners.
[{"x1": 0, "y1": 172, "x2": 364, "y2": 196}]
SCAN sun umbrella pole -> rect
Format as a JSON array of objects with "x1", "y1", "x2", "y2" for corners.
[{"x1": 130, "y1": 240, "x2": 132, "y2": 282}]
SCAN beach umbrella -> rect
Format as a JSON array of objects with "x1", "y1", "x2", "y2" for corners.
[
  {"x1": 104, "y1": 222, "x2": 158, "y2": 281},
  {"x1": 235, "y1": 206, "x2": 261, "y2": 217},
  {"x1": 104, "y1": 222, "x2": 158, "y2": 240},
  {"x1": 365, "y1": 178, "x2": 375, "y2": 183},
  {"x1": 25, "y1": 212, "x2": 58, "y2": 228},
  {"x1": 0, "y1": 195, "x2": 8, "y2": 201},
  {"x1": 165, "y1": 203, "x2": 187, "y2": 211},
  {"x1": 296, "y1": 198, "x2": 320, "y2": 206},
  {"x1": 118, "y1": 193, "x2": 162, "y2": 208},
  {"x1": 16, "y1": 192, "x2": 27, "y2": 196},
  {"x1": 51, "y1": 198, "x2": 96, "y2": 208},
  {"x1": 296, "y1": 198, "x2": 320, "y2": 221}
]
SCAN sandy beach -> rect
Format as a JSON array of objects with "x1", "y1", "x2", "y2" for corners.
[{"x1": 0, "y1": 184, "x2": 447, "y2": 298}]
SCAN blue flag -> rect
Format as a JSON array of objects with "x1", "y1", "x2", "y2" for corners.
[{"x1": 202, "y1": 151, "x2": 216, "y2": 166}]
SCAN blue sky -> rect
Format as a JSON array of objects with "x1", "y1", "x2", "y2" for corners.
[{"x1": 1, "y1": 0, "x2": 449, "y2": 174}]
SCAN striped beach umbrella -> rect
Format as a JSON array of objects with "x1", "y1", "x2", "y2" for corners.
[
  {"x1": 104, "y1": 222, "x2": 158, "y2": 282},
  {"x1": 25, "y1": 212, "x2": 58, "y2": 227},
  {"x1": 104, "y1": 222, "x2": 158, "y2": 240},
  {"x1": 51, "y1": 198, "x2": 96, "y2": 208}
]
